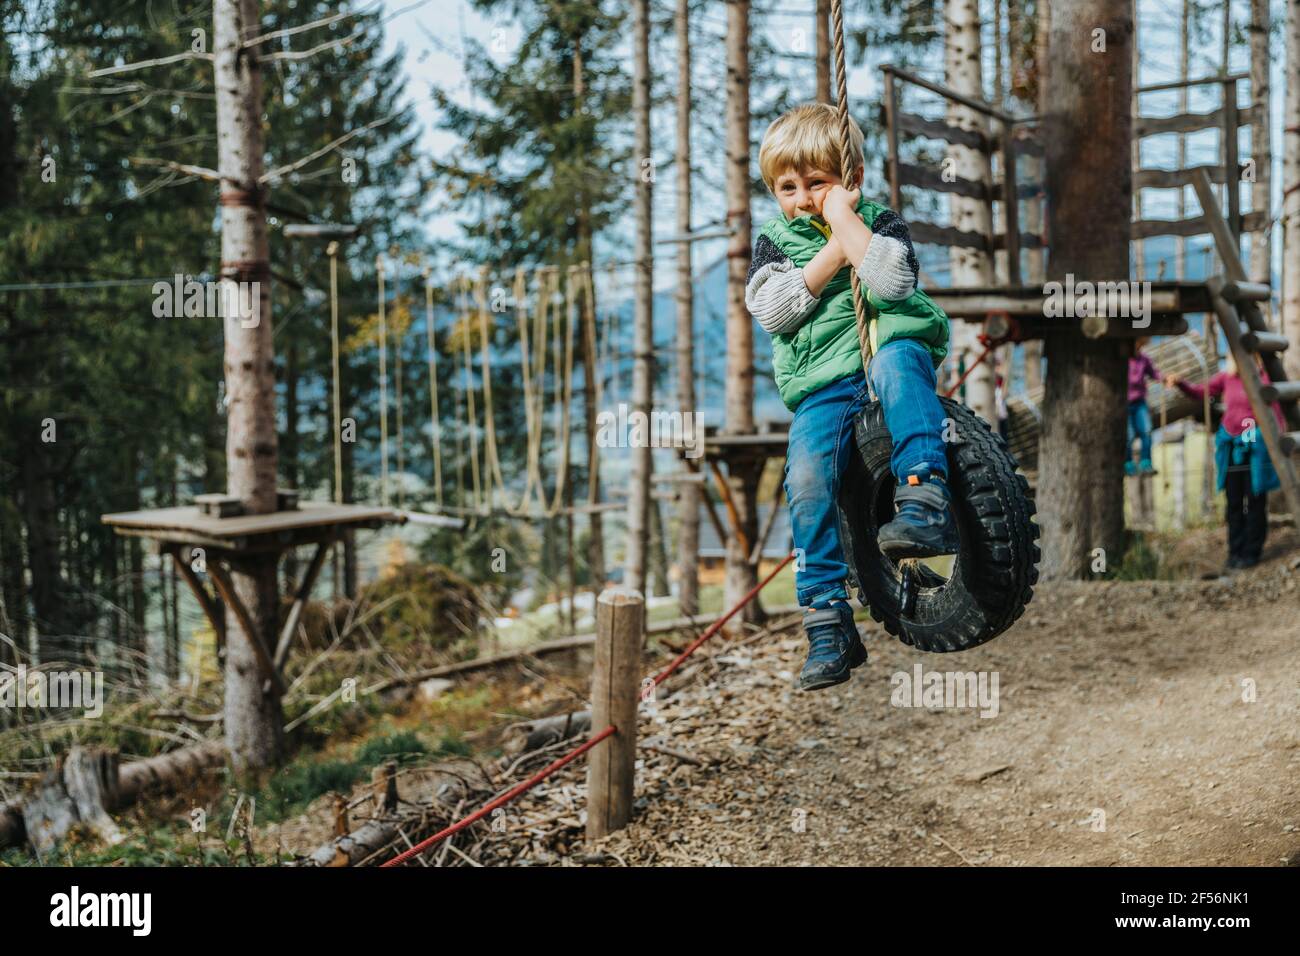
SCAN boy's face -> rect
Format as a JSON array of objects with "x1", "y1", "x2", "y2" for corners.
[{"x1": 772, "y1": 166, "x2": 843, "y2": 220}]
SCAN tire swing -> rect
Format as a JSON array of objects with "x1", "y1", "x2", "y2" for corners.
[{"x1": 826, "y1": 0, "x2": 1039, "y2": 653}]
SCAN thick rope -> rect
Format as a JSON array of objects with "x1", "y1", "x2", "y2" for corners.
[
  {"x1": 376, "y1": 255, "x2": 390, "y2": 508},
  {"x1": 458, "y1": 274, "x2": 482, "y2": 511},
  {"x1": 423, "y1": 267, "x2": 443, "y2": 508},
  {"x1": 329, "y1": 242, "x2": 342, "y2": 505},
  {"x1": 475, "y1": 266, "x2": 511, "y2": 510},
  {"x1": 830, "y1": 0, "x2": 873, "y2": 381},
  {"x1": 393, "y1": 255, "x2": 406, "y2": 510}
]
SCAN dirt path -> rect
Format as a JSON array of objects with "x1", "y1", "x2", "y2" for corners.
[{"x1": 593, "y1": 530, "x2": 1300, "y2": 867}]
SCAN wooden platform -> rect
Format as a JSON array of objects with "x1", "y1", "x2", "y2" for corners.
[
  {"x1": 930, "y1": 281, "x2": 1211, "y2": 337},
  {"x1": 102, "y1": 501, "x2": 401, "y2": 552}
]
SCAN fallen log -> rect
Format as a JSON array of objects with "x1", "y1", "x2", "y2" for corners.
[
  {"x1": 0, "y1": 739, "x2": 228, "y2": 851},
  {"x1": 23, "y1": 747, "x2": 124, "y2": 855}
]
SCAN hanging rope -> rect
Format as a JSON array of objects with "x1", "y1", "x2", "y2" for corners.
[
  {"x1": 328, "y1": 241, "x2": 343, "y2": 505},
  {"x1": 423, "y1": 266, "x2": 444, "y2": 509},
  {"x1": 458, "y1": 273, "x2": 483, "y2": 512},
  {"x1": 830, "y1": 0, "x2": 874, "y2": 384},
  {"x1": 376, "y1": 255, "x2": 390, "y2": 508},
  {"x1": 392, "y1": 251, "x2": 406, "y2": 510},
  {"x1": 474, "y1": 266, "x2": 510, "y2": 510}
]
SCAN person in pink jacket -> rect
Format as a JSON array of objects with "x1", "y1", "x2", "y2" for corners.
[{"x1": 1165, "y1": 352, "x2": 1284, "y2": 571}]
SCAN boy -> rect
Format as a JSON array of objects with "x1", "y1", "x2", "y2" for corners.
[{"x1": 745, "y1": 103, "x2": 957, "y2": 691}]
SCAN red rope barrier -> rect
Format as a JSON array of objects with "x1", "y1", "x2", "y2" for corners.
[{"x1": 380, "y1": 551, "x2": 798, "y2": 867}]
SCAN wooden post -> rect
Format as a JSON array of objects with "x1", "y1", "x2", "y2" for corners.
[
  {"x1": 1171, "y1": 435, "x2": 1187, "y2": 530},
  {"x1": 1222, "y1": 78, "x2": 1241, "y2": 244},
  {"x1": 883, "y1": 68, "x2": 901, "y2": 211},
  {"x1": 585, "y1": 588, "x2": 644, "y2": 841}
]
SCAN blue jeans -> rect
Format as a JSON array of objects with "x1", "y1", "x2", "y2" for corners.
[
  {"x1": 1126, "y1": 400, "x2": 1152, "y2": 463},
  {"x1": 785, "y1": 338, "x2": 948, "y2": 608}
]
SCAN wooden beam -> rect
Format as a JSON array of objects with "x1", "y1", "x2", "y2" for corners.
[
  {"x1": 708, "y1": 460, "x2": 750, "y2": 556},
  {"x1": 884, "y1": 69, "x2": 901, "y2": 211},
  {"x1": 206, "y1": 559, "x2": 286, "y2": 698},
  {"x1": 1133, "y1": 104, "x2": 1255, "y2": 138},
  {"x1": 897, "y1": 161, "x2": 990, "y2": 201},
  {"x1": 879, "y1": 64, "x2": 1020, "y2": 124},
  {"x1": 167, "y1": 546, "x2": 225, "y2": 645},
  {"x1": 1132, "y1": 209, "x2": 1265, "y2": 240},
  {"x1": 271, "y1": 534, "x2": 333, "y2": 674},
  {"x1": 909, "y1": 220, "x2": 991, "y2": 250},
  {"x1": 747, "y1": 480, "x2": 785, "y2": 565},
  {"x1": 1134, "y1": 164, "x2": 1230, "y2": 189},
  {"x1": 895, "y1": 110, "x2": 989, "y2": 151}
]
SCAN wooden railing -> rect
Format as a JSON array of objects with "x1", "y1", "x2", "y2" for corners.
[
  {"x1": 880, "y1": 64, "x2": 1042, "y2": 286},
  {"x1": 1132, "y1": 73, "x2": 1263, "y2": 251},
  {"x1": 881, "y1": 67, "x2": 1265, "y2": 280}
]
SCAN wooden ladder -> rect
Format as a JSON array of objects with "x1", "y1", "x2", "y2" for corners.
[{"x1": 1191, "y1": 170, "x2": 1300, "y2": 526}]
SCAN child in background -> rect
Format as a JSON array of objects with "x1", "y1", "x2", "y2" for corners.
[
  {"x1": 1166, "y1": 353, "x2": 1284, "y2": 570},
  {"x1": 1126, "y1": 337, "x2": 1160, "y2": 475},
  {"x1": 745, "y1": 103, "x2": 955, "y2": 691}
]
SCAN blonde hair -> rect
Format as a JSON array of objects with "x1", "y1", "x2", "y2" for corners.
[{"x1": 758, "y1": 103, "x2": 865, "y2": 193}]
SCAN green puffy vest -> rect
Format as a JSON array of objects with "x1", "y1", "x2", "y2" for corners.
[{"x1": 759, "y1": 195, "x2": 950, "y2": 411}]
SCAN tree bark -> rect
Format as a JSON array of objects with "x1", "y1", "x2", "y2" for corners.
[
  {"x1": 624, "y1": 0, "x2": 654, "y2": 596},
  {"x1": 19, "y1": 442, "x2": 70, "y2": 663},
  {"x1": 214, "y1": 0, "x2": 284, "y2": 771},
  {"x1": 816, "y1": 0, "x2": 831, "y2": 104},
  {"x1": 1037, "y1": 0, "x2": 1132, "y2": 580},
  {"x1": 1249, "y1": 0, "x2": 1272, "y2": 287},
  {"x1": 573, "y1": 39, "x2": 606, "y2": 591},
  {"x1": 943, "y1": 0, "x2": 997, "y2": 425},
  {"x1": 1021, "y1": 0, "x2": 1048, "y2": 392},
  {"x1": 675, "y1": 0, "x2": 700, "y2": 616},
  {"x1": 1281, "y1": 0, "x2": 1300, "y2": 381},
  {"x1": 724, "y1": 0, "x2": 761, "y2": 631}
]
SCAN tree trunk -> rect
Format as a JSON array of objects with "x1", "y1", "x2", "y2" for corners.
[
  {"x1": 943, "y1": 0, "x2": 997, "y2": 425},
  {"x1": 0, "y1": 499, "x2": 23, "y2": 668},
  {"x1": 283, "y1": 335, "x2": 300, "y2": 588},
  {"x1": 674, "y1": 0, "x2": 700, "y2": 616},
  {"x1": 723, "y1": 0, "x2": 761, "y2": 631},
  {"x1": 1281, "y1": 0, "x2": 1300, "y2": 381},
  {"x1": 647, "y1": 468, "x2": 671, "y2": 598},
  {"x1": 1037, "y1": 0, "x2": 1132, "y2": 580},
  {"x1": 19, "y1": 442, "x2": 69, "y2": 664},
  {"x1": 214, "y1": 0, "x2": 284, "y2": 771},
  {"x1": 1021, "y1": 0, "x2": 1049, "y2": 393},
  {"x1": 816, "y1": 0, "x2": 831, "y2": 103},
  {"x1": 624, "y1": 0, "x2": 654, "y2": 596},
  {"x1": 573, "y1": 40, "x2": 606, "y2": 591}
]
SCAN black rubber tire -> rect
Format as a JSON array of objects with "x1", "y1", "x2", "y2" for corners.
[{"x1": 837, "y1": 397, "x2": 1040, "y2": 653}]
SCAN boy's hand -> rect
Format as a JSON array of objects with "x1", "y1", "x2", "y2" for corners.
[{"x1": 822, "y1": 184, "x2": 862, "y2": 227}]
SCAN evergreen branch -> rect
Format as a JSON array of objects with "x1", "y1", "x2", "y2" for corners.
[
  {"x1": 259, "y1": 113, "x2": 401, "y2": 184},
  {"x1": 129, "y1": 157, "x2": 221, "y2": 183},
  {"x1": 86, "y1": 51, "x2": 214, "y2": 79}
]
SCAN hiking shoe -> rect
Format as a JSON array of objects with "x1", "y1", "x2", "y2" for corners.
[
  {"x1": 798, "y1": 602, "x2": 866, "y2": 692},
  {"x1": 1138, "y1": 458, "x2": 1156, "y2": 475},
  {"x1": 1124, "y1": 460, "x2": 1137, "y2": 476},
  {"x1": 877, "y1": 471, "x2": 960, "y2": 560}
]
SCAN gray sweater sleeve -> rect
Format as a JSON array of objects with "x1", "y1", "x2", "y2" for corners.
[
  {"x1": 746, "y1": 261, "x2": 820, "y2": 334},
  {"x1": 856, "y1": 209, "x2": 920, "y2": 301}
]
